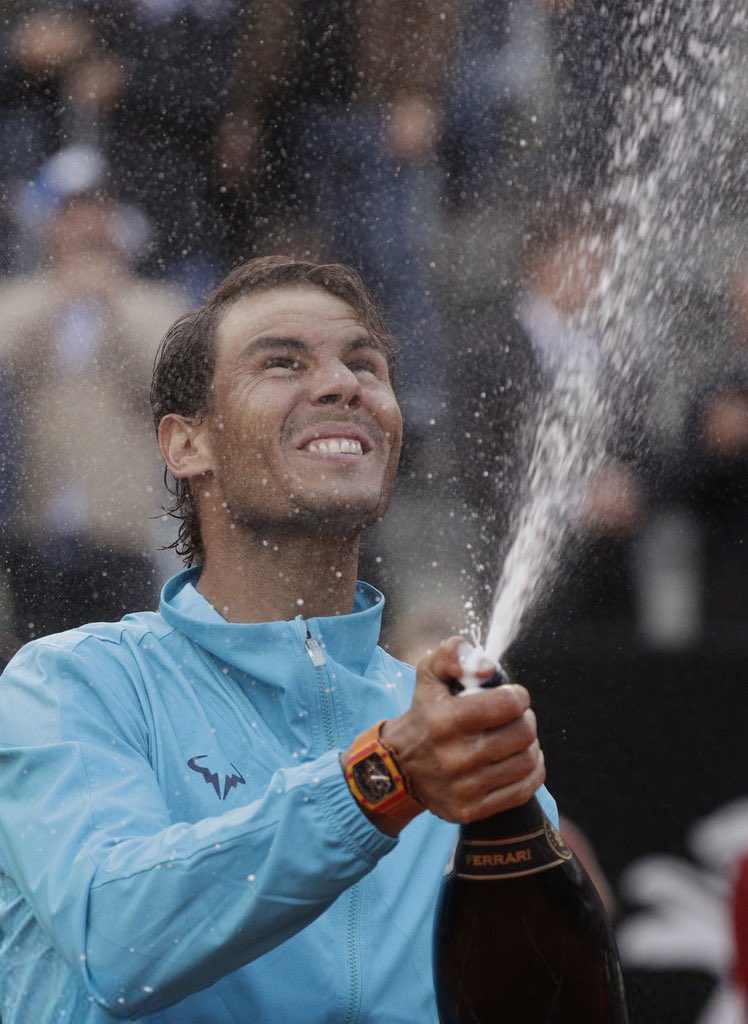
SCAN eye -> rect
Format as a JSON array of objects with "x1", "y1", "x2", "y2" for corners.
[
  {"x1": 348, "y1": 354, "x2": 388, "y2": 378},
  {"x1": 263, "y1": 356, "x2": 302, "y2": 371}
]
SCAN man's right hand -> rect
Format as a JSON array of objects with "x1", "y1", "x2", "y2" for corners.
[{"x1": 381, "y1": 637, "x2": 545, "y2": 826}]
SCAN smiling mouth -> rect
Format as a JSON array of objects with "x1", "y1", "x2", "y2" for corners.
[{"x1": 301, "y1": 437, "x2": 364, "y2": 456}]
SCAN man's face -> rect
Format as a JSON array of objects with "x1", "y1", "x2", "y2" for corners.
[{"x1": 201, "y1": 285, "x2": 403, "y2": 537}]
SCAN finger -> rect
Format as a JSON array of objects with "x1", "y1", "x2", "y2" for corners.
[
  {"x1": 459, "y1": 755, "x2": 547, "y2": 823},
  {"x1": 453, "y1": 741, "x2": 544, "y2": 803},
  {"x1": 417, "y1": 638, "x2": 530, "y2": 723},
  {"x1": 477, "y1": 755, "x2": 547, "y2": 818},
  {"x1": 446, "y1": 684, "x2": 532, "y2": 736},
  {"x1": 417, "y1": 635, "x2": 506, "y2": 688},
  {"x1": 417, "y1": 635, "x2": 475, "y2": 686},
  {"x1": 448, "y1": 710, "x2": 539, "y2": 773}
]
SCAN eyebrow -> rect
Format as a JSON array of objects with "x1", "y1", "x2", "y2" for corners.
[
  {"x1": 242, "y1": 336, "x2": 309, "y2": 358},
  {"x1": 342, "y1": 335, "x2": 391, "y2": 361},
  {"x1": 242, "y1": 334, "x2": 390, "y2": 362}
]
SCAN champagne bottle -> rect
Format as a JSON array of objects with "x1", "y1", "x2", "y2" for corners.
[{"x1": 432, "y1": 661, "x2": 628, "y2": 1023}]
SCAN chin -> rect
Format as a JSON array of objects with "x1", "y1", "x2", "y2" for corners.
[{"x1": 288, "y1": 500, "x2": 385, "y2": 538}]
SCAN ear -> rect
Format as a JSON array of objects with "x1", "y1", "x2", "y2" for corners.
[{"x1": 158, "y1": 413, "x2": 213, "y2": 480}]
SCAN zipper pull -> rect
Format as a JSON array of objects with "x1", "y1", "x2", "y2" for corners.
[{"x1": 305, "y1": 630, "x2": 327, "y2": 667}]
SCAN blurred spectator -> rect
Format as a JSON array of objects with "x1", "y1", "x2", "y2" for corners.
[
  {"x1": 441, "y1": 0, "x2": 629, "y2": 212},
  {"x1": 670, "y1": 260, "x2": 748, "y2": 643},
  {"x1": 10, "y1": 142, "x2": 153, "y2": 277},
  {"x1": 0, "y1": 4, "x2": 117, "y2": 272},
  {"x1": 0, "y1": 190, "x2": 185, "y2": 646},
  {"x1": 0, "y1": 2, "x2": 240, "y2": 293},
  {"x1": 522, "y1": 205, "x2": 652, "y2": 645},
  {"x1": 452, "y1": 201, "x2": 650, "y2": 644},
  {"x1": 386, "y1": 594, "x2": 471, "y2": 666},
  {"x1": 217, "y1": 0, "x2": 457, "y2": 439},
  {"x1": 98, "y1": 0, "x2": 241, "y2": 297},
  {"x1": 441, "y1": 0, "x2": 558, "y2": 210}
]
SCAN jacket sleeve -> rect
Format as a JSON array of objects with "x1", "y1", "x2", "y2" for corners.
[{"x1": 0, "y1": 640, "x2": 397, "y2": 1017}]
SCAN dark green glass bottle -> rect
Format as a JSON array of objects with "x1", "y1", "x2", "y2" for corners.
[{"x1": 433, "y1": 664, "x2": 628, "y2": 1022}]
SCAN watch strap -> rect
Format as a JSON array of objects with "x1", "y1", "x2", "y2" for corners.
[{"x1": 343, "y1": 720, "x2": 423, "y2": 830}]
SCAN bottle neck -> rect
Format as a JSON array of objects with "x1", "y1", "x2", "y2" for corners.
[{"x1": 462, "y1": 794, "x2": 546, "y2": 841}]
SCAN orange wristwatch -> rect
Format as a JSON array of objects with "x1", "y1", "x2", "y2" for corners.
[{"x1": 343, "y1": 720, "x2": 424, "y2": 830}]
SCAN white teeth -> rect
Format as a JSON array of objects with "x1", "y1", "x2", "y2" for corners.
[{"x1": 304, "y1": 437, "x2": 363, "y2": 455}]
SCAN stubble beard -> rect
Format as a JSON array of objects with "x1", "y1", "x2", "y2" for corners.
[
  {"x1": 224, "y1": 478, "x2": 395, "y2": 541},
  {"x1": 211, "y1": 428, "x2": 401, "y2": 542}
]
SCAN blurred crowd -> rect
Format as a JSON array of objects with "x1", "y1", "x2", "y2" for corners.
[
  {"x1": 0, "y1": 0, "x2": 745, "y2": 673},
  {"x1": 1, "y1": 1, "x2": 748, "y2": 1016}
]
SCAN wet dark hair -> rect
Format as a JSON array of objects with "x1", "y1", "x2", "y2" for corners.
[{"x1": 150, "y1": 255, "x2": 395, "y2": 566}]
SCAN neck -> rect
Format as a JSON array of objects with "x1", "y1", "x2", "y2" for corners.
[{"x1": 195, "y1": 525, "x2": 362, "y2": 623}]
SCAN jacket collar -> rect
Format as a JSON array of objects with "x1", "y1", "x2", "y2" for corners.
[{"x1": 160, "y1": 567, "x2": 385, "y2": 677}]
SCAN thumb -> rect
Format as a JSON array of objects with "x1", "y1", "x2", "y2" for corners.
[{"x1": 416, "y1": 636, "x2": 499, "y2": 694}]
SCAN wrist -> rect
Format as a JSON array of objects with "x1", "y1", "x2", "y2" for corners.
[{"x1": 341, "y1": 720, "x2": 424, "y2": 836}]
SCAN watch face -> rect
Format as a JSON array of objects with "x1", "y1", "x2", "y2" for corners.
[{"x1": 352, "y1": 752, "x2": 396, "y2": 803}]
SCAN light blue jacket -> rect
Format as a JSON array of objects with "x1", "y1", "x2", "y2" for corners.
[{"x1": 0, "y1": 569, "x2": 557, "y2": 1022}]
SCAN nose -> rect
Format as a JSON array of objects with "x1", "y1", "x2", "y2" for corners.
[{"x1": 309, "y1": 358, "x2": 362, "y2": 409}]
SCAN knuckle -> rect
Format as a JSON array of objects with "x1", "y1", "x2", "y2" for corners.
[
  {"x1": 513, "y1": 683, "x2": 531, "y2": 705},
  {"x1": 452, "y1": 774, "x2": 479, "y2": 803},
  {"x1": 450, "y1": 696, "x2": 476, "y2": 731},
  {"x1": 515, "y1": 746, "x2": 539, "y2": 776},
  {"x1": 439, "y1": 746, "x2": 469, "y2": 779},
  {"x1": 453, "y1": 803, "x2": 473, "y2": 826},
  {"x1": 429, "y1": 635, "x2": 463, "y2": 675},
  {"x1": 515, "y1": 774, "x2": 539, "y2": 805},
  {"x1": 486, "y1": 685, "x2": 528, "y2": 726},
  {"x1": 516, "y1": 712, "x2": 538, "y2": 747},
  {"x1": 504, "y1": 684, "x2": 530, "y2": 713},
  {"x1": 429, "y1": 714, "x2": 456, "y2": 744}
]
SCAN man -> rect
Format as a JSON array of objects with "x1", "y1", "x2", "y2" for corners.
[
  {"x1": 0, "y1": 190, "x2": 185, "y2": 643},
  {"x1": 0, "y1": 256, "x2": 554, "y2": 1022}
]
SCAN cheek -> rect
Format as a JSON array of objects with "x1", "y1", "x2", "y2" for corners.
[
  {"x1": 211, "y1": 420, "x2": 269, "y2": 476},
  {"x1": 383, "y1": 399, "x2": 404, "y2": 448},
  {"x1": 215, "y1": 392, "x2": 288, "y2": 463},
  {"x1": 372, "y1": 387, "x2": 403, "y2": 439}
]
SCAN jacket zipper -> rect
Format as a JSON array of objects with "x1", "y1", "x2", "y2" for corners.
[
  {"x1": 303, "y1": 625, "x2": 362, "y2": 1024},
  {"x1": 342, "y1": 881, "x2": 362, "y2": 1024},
  {"x1": 304, "y1": 631, "x2": 326, "y2": 668},
  {"x1": 304, "y1": 629, "x2": 337, "y2": 751}
]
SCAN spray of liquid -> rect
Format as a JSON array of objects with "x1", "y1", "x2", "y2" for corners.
[{"x1": 481, "y1": 0, "x2": 747, "y2": 664}]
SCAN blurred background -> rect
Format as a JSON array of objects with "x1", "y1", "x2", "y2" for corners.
[{"x1": 0, "y1": 1, "x2": 747, "y2": 1020}]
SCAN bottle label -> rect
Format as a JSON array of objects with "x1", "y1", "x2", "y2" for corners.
[{"x1": 456, "y1": 820, "x2": 572, "y2": 880}]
